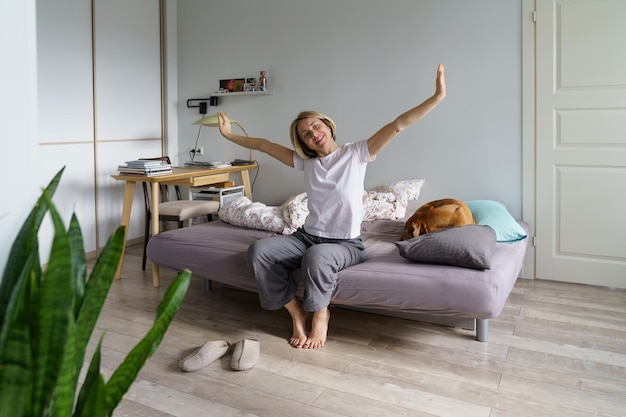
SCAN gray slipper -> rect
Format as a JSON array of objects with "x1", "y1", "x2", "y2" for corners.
[
  {"x1": 179, "y1": 340, "x2": 231, "y2": 372},
  {"x1": 230, "y1": 339, "x2": 260, "y2": 371}
]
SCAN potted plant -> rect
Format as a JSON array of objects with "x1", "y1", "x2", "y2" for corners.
[{"x1": 0, "y1": 167, "x2": 191, "y2": 417}]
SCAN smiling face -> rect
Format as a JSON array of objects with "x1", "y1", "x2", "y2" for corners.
[
  {"x1": 296, "y1": 117, "x2": 338, "y2": 157},
  {"x1": 290, "y1": 111, "x2": 338, "y2": 159}
]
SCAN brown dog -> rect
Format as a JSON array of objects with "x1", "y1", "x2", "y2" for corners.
[{"x1": 401, "y1": 198, "x2": 474, "y2": 240}]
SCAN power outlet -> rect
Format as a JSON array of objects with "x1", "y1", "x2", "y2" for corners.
[{"x1": 189, "y1": 147, "x2": 204, "y2": 156}]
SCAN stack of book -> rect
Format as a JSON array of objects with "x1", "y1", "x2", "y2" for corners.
[
  {"x1": 184, "y1": 160, "x2": 232, "y2": 169},
  {"x1": 117, "y1": 160, "x2": 173, "y2": 176}
]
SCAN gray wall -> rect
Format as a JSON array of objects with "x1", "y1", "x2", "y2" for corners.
[{"x1": 176, "y1": 0, "x2": 522, "y2": 216}]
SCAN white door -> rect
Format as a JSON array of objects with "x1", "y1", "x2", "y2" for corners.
[{"x1": 535, "y1": 0, "x2": 626, "y2": 288}]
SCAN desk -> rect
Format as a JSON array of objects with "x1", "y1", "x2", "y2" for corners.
[{"x1": 111, "y1": 163, "x2": 257, "y2": 286}]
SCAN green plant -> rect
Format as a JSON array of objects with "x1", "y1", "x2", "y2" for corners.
[{"x1": 0, "y1": 167, "x2": 191, "y2": 417}]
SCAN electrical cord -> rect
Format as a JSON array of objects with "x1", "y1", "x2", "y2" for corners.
[
  {"x1": 189, "y1": 118, "x2": 204, "y2": 161},
  {"x1": 188, "y1": 108, "x2": 259, "y2": 196},
  {"x1": 249, "y1": 160, "x2": 259, "y2": 194}
]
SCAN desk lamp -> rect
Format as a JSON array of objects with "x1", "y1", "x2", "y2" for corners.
[{"x1": 194, "y1": 115, "x2": 253, "y2": 163}]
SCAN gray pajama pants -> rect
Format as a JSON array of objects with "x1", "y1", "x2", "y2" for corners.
[{"x1": 246, "y1": 228, "x2": 365, "y2": 312}]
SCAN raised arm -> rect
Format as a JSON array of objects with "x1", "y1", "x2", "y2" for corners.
[
  {"x1": 367, "y1": 64, "x2": 446, "y2": 157},
  {"x1": 217, "y1": 112, "x2": 295, "y2": 167}
]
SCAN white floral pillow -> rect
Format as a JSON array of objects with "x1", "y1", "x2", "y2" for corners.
[
  {"x1": 373, "y1": 178, "x2": 425, "y2": 207},
  {"x1": 218, "y1": 179, "x2": 425, "y2": 234},
  {"x1": 281, "y1": 193, "x2": 308, "y2": 231},
  {"x1": 218, "y1": 196, "x2": 293, "y2": 234},
  {"x1": 280, "y1": 178, "x2": 425, "y2": 226},
  {"x1": 362, "y1": 190, "x2": 404, "y2": 221},
  {"x1": 363, "y1": 179, "x2": 425, "y2": 220}
]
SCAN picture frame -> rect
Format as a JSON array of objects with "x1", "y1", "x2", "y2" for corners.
[
  {"x1": 219, "y1": 78, "x2": 245, "y2": 93},
  {"x1": 243, "y1": 77, "x2": 257, "y2": 92}
]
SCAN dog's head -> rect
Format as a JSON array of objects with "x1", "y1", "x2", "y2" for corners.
[{"x1": 401, "y1": 218, "x2": 427, "y2": 240}]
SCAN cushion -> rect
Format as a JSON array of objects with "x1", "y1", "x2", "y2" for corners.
[
  {"x1": 218, "y1": 196, "x2": 292, "y2": 234},
  {"x1": 362, "y1": 190, "x2": 404, "y2": 221},
  {"x1": 373, "y1": 178, "x2": 425, "y2": 207},
  {"x1": 159, "y1": 200, "x2": 219, "y2": 219},
  {"x1": 465, "y1": 200, "x2": 527, "y2": 242},
  {"x1": 364, "y1": 178, "x2": 426, "y2": 220},
  {"x1": 219, "y1": 179, "x2": 426, "y2": 234},
  {"x1": 279, "y1": 179, "x2": 426, "y2": 229},
  {"x1": 281, "y1": 193, "x2": 309, "y2": 231},
  {"x1": 395, "y1": 225, "x2": 497, "y2": 269}
]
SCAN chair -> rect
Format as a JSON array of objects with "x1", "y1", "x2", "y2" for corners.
[{"x1": 141, "y1": 156, "x2": 220, "y2": 270}]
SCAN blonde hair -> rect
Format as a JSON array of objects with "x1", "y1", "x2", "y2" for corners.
[{"x1": 289, "y1": 111, "x2": 337, "y2": 159}]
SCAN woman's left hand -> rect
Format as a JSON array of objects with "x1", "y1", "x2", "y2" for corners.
[
  {"x1": 217, "y1": 112, "x2": 232, "y2": 137},
  {"x1": 435, "y1": 64, "x2": 446, "y2": 100}
]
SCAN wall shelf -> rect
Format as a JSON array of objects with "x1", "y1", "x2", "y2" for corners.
[
  {"x1": 187, "y1": 89, "x2": 274, "y2": 112},
  {"x1": 210, "y1": 89, "x2": 274, "y2": 98}
]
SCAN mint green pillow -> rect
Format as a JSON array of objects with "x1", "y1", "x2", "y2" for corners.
[{"x1": 466, "y1": 200, "x2": 527, "y2": 242}]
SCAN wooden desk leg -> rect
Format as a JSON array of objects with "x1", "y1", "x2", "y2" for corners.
[
  {"x1": 241, "y1": 169, "x2": 253, "y2": 200},
  {"x1": 151, "y1": 181, "x2": 161, "y2": 287},
  {"x1": 152, "y1": 181, "x2": 161, "y2": 287},
  {"x1": 152, "y1": 264, "x2": 160, "y2": 288},
  {"x1": 115, "y1": 181, "x2": 136, "y2": 280}
]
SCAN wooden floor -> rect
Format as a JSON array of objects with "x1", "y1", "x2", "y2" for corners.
[{"x1": 93, "y1": 244, "x2": 626, "y2": 417}]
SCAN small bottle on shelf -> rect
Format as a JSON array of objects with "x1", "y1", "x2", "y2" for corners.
[{"x1": 259, "y1": 70, "x2": 267, "y2": 91}]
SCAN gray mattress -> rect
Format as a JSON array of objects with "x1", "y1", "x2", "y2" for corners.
[{"x1": 147, "y1": 219, "x2": 529, "y2": 320}]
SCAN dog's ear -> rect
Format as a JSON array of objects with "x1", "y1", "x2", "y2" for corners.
[{"x1": 413, "y1": 221, "x2": 423, "y2": 237}]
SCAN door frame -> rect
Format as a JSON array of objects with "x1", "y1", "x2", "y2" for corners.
[{"x1": 521, "y1": 0, "x2": 537, "y2": 279}]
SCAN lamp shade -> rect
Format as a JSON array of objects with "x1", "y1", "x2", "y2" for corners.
[
  {"x1": 194, "y1": 115, "x2": 237, "y2": 126},
  {"x1": 194, "y1": 114, "x2": 252, "y2": 161}
]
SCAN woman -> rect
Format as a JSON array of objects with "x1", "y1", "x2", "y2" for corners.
[{"x1": 217, "y1": 64, "x2": 446, "y2": 349}]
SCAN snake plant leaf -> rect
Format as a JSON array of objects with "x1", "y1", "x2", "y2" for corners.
[
  {"x1": 47, "y1": 214, "x2": 88, "y2": 416},
  {"x1": 68, "y1": 214, "x2": 87, "y2": 316},
  {"x1": 74, "y1": 225, "x2": 125, "y2": 348},
  {"x1": 49, "y1": 319, "x2": 80, "y2": 417},
  {"x1": 0, "y1": 251, "x2": 39, "y2": 417},
  {"x1": 102, "y1": 269, "x2": 191, "y2": 414},
  {"x1": 50, "y1": 225, "x2": 125, "y2": 417},
  {"x1": 79, "y1": 374, "x2": 107, "y2": 417},
  {"x1": 0, "y1": 167, "x2": 63, "y2": 330},
  {"x1": 74, "y1": 337, "x2": 107, "y2": 417},
  {"x1": 32, "y1": 190, "x2": 76, "y2": 417}
]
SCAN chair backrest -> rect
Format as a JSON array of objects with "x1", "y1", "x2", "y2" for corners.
[{"x1": 140, "y1": 156, "x2": 183, "y2": 214}]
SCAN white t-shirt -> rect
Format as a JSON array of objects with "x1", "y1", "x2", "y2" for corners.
[{"x1": 293, "y1": 140, "x2": 374, "y2": 239}]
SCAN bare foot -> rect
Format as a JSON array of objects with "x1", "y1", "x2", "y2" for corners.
[
  {"x1": 303, "y1": 308, "x2": 330, "y2": 349},
  {"x1": 284, "y1": 298, "x2": 308, "y2": 348}
]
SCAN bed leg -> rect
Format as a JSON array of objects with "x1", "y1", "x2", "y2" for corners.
[
  {"x1": 476, "y1": 319, "x2": 488, "y2": 342},
  {"x1": 203, "y1": 279, "x2": 213, "y2": 292}
]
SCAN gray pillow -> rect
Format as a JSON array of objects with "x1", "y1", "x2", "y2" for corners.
[{"x1": 395, "y1": 225, "x2": 497, "y2": 270}]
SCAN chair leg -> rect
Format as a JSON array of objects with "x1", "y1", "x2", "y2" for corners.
[{"x1": 142, "y1": 214, "x2": 150, "y2": 270}]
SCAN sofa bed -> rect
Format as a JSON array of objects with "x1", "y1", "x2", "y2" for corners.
[{"x1": 147, "y1": 180, "x2": 529, "y2": 342}]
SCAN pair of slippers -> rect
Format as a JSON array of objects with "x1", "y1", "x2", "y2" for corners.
[{"x1": 179, "y1": 339, "x2": 259, "y2": 372}]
